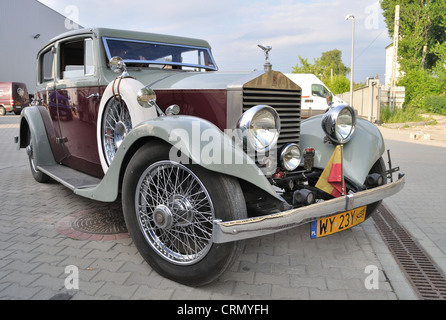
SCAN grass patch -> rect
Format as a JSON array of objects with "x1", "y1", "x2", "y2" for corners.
[{"x1": 380, "y1": 106, "x2": 426, "y2": 124}]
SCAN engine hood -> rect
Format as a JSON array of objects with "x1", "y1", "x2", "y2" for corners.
[
  {"x1": 129, "y1": 69, "x2": 263, "y2": 91},
  {"x1": 103, "y1": 68, "x2": 301, "y2": 93}
]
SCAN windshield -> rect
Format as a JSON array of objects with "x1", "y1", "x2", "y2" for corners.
[{"x1": 103, "y1": 37, "x2": 217, "y2": 71}]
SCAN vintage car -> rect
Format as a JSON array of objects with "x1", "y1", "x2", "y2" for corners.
[{"x1": 16, "y1": 28, "x2": 404, "y2": 286}]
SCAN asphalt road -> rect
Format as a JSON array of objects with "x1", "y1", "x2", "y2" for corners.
[{"x1": 379, "y1": 126, "x2": 446, "y2": 279}]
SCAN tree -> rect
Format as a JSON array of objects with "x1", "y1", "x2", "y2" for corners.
[
  {"x1": 381, "y1": 0, "x2": 446, "y2": 108},
  {"x1": 291, "y1": 49, "x2": 350, "y2": 82},
  {"x1": 325, "y1": 75, "x2": 351, "y2": 95},
  {"x1": 381, "y1": 0, "x2": 446, "y2": 71}
]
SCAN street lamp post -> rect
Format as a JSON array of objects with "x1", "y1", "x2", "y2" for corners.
[{"x1": 345, "y1": 14, "x2": 355, "y2": 107}]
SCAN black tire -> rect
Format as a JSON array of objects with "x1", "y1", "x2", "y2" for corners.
[
  {"x1": 27, "y1": 131, "x2": 49, "y2": 183},
  {"x1": 0, "y1": 106, "x2": 6, "y2": 116},
  {"x1": 122, "y1": 142, "x2": 247, "y2": 286},
  {"x1": 365, "y1": 157, "x2": 387, "y2": 217}
]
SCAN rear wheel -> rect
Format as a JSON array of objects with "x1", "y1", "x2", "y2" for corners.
[
  {"x1": 122, "y1": 142, "x2": 247, "y2": 286},
  {"x1": 0, "y1": 106, "x2": 6, "y2": 116}
]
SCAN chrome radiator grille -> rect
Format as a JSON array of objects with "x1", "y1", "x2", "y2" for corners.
[{"x1": 243, "y1": 88, "x2": 302, "y2": 148}]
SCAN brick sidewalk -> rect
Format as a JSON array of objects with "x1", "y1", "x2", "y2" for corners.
[{"x1": 0, "y1": 117, "x2": 409, "y2": 300}]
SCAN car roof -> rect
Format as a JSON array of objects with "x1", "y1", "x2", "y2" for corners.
[{"x1": 48, "y1": 27, "x2": 213, "y2": 49}]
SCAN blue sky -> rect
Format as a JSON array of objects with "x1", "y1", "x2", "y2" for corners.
[{"x1": 38, "y1": 0, "x2": 391, "y2": 84}]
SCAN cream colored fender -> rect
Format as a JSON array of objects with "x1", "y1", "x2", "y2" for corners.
[{"x1": 97, "y1": 77, "x2": 157, "y2": 174}]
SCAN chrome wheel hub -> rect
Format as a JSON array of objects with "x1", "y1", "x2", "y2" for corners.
[
  {"x1": 153, "y1": 205, "x2": 174, "y2": 229},
  {"x1": 171, "y1": 194, "x2": 194, "y2": 227},
  {"x1": 114, "y1": 121, "x2": 128, "y2": 149},
  {"x1": 136, "y1": 161, "x2": 214, "y2": 265}
]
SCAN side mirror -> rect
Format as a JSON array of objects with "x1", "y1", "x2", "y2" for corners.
[
  {"x1": 109, "y1": 56, "x2": 129, "y2": 76},
  {"x1": 326, "y1": 92, "x2": 333, "y2": 107}
]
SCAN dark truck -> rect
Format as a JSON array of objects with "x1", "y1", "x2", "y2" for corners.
[{"x1": 0, "y1": 82, "x2": 30, "y2": 116}]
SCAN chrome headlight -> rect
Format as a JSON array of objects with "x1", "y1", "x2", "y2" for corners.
[
  {"x1": 237, "y1": 105, "x2": 280, "y2": 152},
  {"x1": 280, "y1": 143, "x2": 301, "y2": 171},
  {"x1": 321, "y1": 105, "x2": 356, "y2": 144}
]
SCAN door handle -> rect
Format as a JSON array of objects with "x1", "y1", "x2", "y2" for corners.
[{"x1": 87, "y1": 93, "x2": 100, "y2": 99}]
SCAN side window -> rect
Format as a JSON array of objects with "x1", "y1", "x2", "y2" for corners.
[
  {"x1": 60, "y1": 38, "x2": 95, "y2": 79},
  {"x1": 312, "y1": 84, "x2": 329, "y2": 98},
  {"x1": 40, "y1": 49, "x2": 54, "y2": 83}
]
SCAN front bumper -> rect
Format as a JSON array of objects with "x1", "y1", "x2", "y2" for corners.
[{"x1": 212, "y1": 173, "x2": 405, "y2": 243}]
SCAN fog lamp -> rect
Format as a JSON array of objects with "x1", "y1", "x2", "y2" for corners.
[
  {"x1": 280, "y1": 143, "x2": 301, "y2": 171},
  {"x1": 293, "y1": 189, "x2": 315, "y2": 206},
  {"x1": 366, "y1": 173, "x2": 384, "y2": 187}
]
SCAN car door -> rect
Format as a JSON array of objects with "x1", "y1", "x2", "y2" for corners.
[
  {"x1": 55, "y1": 37, "x2": 103, "y2": 178},
  {"x1": 311, "y1": 83, "x2": 331, "y2": 110},
  {"x1": 36, "y1": 46, "x2": 68, "y2": 163}
]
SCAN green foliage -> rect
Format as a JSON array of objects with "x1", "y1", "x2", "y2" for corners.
[
  {"x1": 424, "y1": 95, "x2": 446, "y2": 115},
  {"x1": 380, "y1": 105, "x2": 425, "y2": 123},
  {"x1": 291, "y1": 49, "x2": 350, "y2": 82},
  {"x1": 324, "y1": 75, "x2": 350, "y2": 95},
  {"x1": 381, "y1": 0, "x2": 446, "y2": 107},
  {"x1": 382, "y1": 0, "x2": 446, "y2": 71},
  {"x1": 398, "y1": 68, "x2": 439, "y2": 108}
]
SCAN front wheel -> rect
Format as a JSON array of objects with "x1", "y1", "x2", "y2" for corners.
[
  {"x1": 26, "y1": 131, "x2": 49, "y2": 183},
  {"x1": 122, "y1": 142, "x2": 247, "y2": 286},
  {"x1": 100, "y1": 98, "x2": 132, "y2": 167},
  {"x1": 365, "y1": 157, "x2": 388, "y2": 217}
]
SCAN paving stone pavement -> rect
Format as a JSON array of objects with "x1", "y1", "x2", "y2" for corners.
[{"x1": 0, "y1": 115, "x2": 413, "y2": 300}]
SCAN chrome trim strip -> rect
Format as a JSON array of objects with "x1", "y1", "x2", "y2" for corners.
[{"x1": 212, "y1": 174, "x2": 405, "y2": 243}]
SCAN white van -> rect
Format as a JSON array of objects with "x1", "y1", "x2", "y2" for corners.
[{"x1": 285, "y1": 74, "x2": 346, "y2": 118}]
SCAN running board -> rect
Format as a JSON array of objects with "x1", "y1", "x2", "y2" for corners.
[{"x1": 37, "y1": 165, "x2": 101, "y2": 191}]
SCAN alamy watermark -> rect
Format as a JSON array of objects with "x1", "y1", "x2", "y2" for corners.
[
  {"x1": 364, "y1": 265, "x2": 380, "y2": 290},
  {"x1": 364, "y1": 2, "x2": 381, "y2": 30},
  {"x1": 64, "y1": 265, "x2": 79, "y2": 290},
  {"x1": 166, "y1": 122, "x2": 279, "y2": 176},
  {"x1": 64, "y1": 5, "x2": 80, "y2": 30}
]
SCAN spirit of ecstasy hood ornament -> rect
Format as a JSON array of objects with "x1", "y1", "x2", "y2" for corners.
[{"x1": 258, "y1": 45, "x2": 272, "y2": 72}]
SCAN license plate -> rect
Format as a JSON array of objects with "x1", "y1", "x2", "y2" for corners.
[{"x1": 310, "y1": 206, "x2": 367, "y2": 239}]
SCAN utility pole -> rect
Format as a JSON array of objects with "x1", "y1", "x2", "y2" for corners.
[
  {"x1": 345, "y1": 14, "x2": 355, "y2": 107},
  {"x1": 390, "y1": 5, "x2": 400, "y2": 111}
]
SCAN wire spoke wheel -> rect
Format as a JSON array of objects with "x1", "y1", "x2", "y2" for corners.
[
  {"x1": 122, "y1": 142, "x2": 247, "y2": 286},
  {"x1": 101, "y1": 99, "x2": 132, "y2": 166},
  {"x1": 136, "y1": 161, "x2": 214, "y2": 265}
]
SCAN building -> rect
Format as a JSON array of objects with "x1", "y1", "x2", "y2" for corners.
[
  {"x1": 0, "y1": 0, "x2": 81, "y2": 93},
  {"x1": 385, "y1": 43, "x2": 402, "y2": 86}
]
